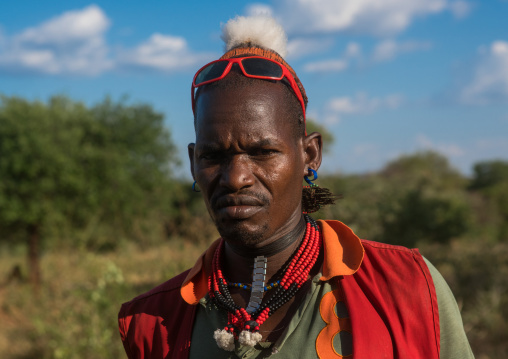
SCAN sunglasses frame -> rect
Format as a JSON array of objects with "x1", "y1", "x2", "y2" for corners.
[{"x1": 191, "y1": 56, "x2": 306, "y2": 120}]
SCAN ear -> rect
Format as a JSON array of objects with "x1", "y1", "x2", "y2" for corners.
[
  {"x1": 302, "y1": 131, "x2": 322, "y2": 176},
  {"x1": 188, "y1": 143, "x2": 196, "y2": 180}
]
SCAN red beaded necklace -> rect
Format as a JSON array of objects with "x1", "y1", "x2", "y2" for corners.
[{"x1": 209, "y1": 214, "x2": 322, "y2": 351}]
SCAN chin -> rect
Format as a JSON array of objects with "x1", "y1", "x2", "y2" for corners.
[{"x1": 215, "y1": 219, "x2": 269, "y2": 248}]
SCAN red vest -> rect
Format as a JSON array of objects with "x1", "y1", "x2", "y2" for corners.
[{"x1": 118, "y1": 221, "x2": 440, "y2": 358}]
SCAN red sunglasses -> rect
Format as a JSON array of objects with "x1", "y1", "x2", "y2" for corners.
[{"x1": 191, "y1": 56, "x2": 306, "y2": 120}]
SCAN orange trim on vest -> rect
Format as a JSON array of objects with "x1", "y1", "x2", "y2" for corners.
[
  {"x1": 180, "y1": 220, "x2": 365, "y2": 304},
  {"x1": 316, "y1": 285, "x2": 352, "y2": 358},
  {"x1": 317, "y1": 220, "x2": 364, "y2": 281},
  {"x1": 180, "y1": 239, "x2": 221, "y2": 305}
]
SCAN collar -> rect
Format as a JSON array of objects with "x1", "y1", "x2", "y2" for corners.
[{"x1": 180, "y1": 220, "x2": 365, "y2": 305}]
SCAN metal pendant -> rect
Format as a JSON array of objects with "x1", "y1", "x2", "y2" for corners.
[{"x1": 246, "y1": 256, "x2": 267, "y2": 314}]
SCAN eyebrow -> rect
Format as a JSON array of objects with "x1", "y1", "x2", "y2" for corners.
[
  {"x1": 198, "y1": 137, "x2": 281, "y2": 151},
  {"x1": 196, "y1": 143, "x2": 221, "y2": 153},
  {"x1": 249, "y1": 138, "x2": 279, "y2": 147}
]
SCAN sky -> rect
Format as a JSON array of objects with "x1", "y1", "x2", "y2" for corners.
[{"x1": 1, "y1": 0, "x2": 507, "y2": 177}]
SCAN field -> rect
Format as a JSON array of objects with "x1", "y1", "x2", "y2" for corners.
[
  {"x1": 0, "y1": 239, "x2": 211, "y2": 359},
  {"x1": 0, "y1": 235, "x2": 506, "y2": 358}
]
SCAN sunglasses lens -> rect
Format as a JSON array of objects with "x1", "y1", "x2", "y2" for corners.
[
  {"x1": 194, "y1": 61, "x2": 229, "y2": 85},
  {"x1": 242, "y1": 58, "x2": 283, "y2": 78}
]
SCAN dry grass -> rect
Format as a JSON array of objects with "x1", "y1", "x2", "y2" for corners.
[
  {"x1": 0, "y1": 239, "x2": 211, "y2": 359},
  {"x1": 0, "y1": 237, "x2": 506, "y2": 358}
]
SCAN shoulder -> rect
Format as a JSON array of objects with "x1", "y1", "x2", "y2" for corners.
[
  {"x1": 361, "y1": 238, "x2": 414, "y2": 253},
  {"x1": 359, "y1": 238, "x2": 425, "y2": 265},
  {"x1": 354, "y1": 239, "x2": 435, "y2": 300},
  {"x1": 118, "y1": 269, "x2": 198, "y2": 358}
]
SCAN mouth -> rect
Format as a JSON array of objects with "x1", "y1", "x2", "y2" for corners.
[{"x1": 213, "y1": 195, "x2": 265, "y2": 220}]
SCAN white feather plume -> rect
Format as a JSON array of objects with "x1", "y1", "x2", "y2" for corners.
[{"x1": 221, "y1": 16, "x2": 288, "y2": 58}]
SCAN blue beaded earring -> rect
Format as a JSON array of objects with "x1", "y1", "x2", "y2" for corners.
[
  {"x1": 304, "y1": 168, "x2": 318, "y2": 185},
  {"x1": 192, "y1": 181, "x2": 201, "y2": 192}
]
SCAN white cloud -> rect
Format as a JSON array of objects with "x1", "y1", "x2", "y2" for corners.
[
  {"x1": 345, "y1": 42, "x2": 362, "y2": 58},
  {"x1": 16, "y1": 5, "x2": 109, "y2": 45},
  {"x1": 372, "y1": 39, "x2": 432, "y2": 62},
  {"x1": 325, "y1": 92, "x2": 403, "y2": 123},
  {"x1": 460, "y1": 41, "x2": 508, "y2": 104},
  {"x1": 0, "y1": 5, "x2": 214, "y2": 76},
  {"x1": 415, "y1": 134, "x2": 465, "y2": 157},
  {"x1": 117, "y1": 33, "x2": 214, "y2": 72},
  {"x1": 273, "y1": 0, "x2": 468, "y2": 36},
  {"x1": 448, "y1": 0, "x2": 473, "y2": 18},
  {"x1": 0, "y1": 5, "x2": 112, "y2": 75},
  {"x1": 304, "y1": 59, "x2": 348, "y2": 72},
  {"x1": 301, "y1": 42, "x2": 362, "y2": 73}
]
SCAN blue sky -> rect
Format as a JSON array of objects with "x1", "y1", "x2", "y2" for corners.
[{"x1": 1, "y1": 0, "x2": 507, "y2": 177}]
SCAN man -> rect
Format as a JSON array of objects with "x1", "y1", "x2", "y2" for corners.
[{"x1": 118, "y1": 16, "x2": 474, "y2": 358}]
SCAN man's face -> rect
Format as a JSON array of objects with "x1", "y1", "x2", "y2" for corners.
[{"x1": 189, "y1": 79, "x2": 309, "y2": 248}]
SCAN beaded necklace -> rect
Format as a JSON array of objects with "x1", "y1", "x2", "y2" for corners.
[
  {"x1": 227, "y1": 280, "x2": 280, "y2": 292},
  {"x1": 209, "y1": 214, "x2": 322, "y2": 351}
]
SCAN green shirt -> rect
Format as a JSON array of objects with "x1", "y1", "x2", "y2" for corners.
[{"x1": 189, "y1": 258, "x2": 474, "y2": 359}]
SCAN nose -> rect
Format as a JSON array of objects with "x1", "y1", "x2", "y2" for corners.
[{"x1": 219, "y1": 154, "x2": 255, "y2": 191}]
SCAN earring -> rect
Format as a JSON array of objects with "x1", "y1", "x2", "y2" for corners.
[
  {"x1": 192, "y1": 181, "x2": 201, "y2": 192},
  {"x1": 302, "y1": 168, "x2": 337, "y2": 214},
  {"x1": 304, "y1": 168, "x2": 318, "y2": 185}
]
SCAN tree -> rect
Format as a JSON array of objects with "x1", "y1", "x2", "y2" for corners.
[
  {"x1": 377, "y1": 151, "x2": 471, "y2": 246},
  {"x1": 470, "y1": 160, "x2": 508, "y2": 190},
  {"x1": 0, "y1": 95, "x2": 178, "y2": 288},
  {"x1": 470, "y1": 160, "x2": 508, "y2": 241},
  {"x1": 380, "y1": 150, "x2": 466, "y2": 189}
]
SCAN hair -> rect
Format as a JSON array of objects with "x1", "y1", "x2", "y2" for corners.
[
  {"x1": 193, "y1": 68, "x2": 306, "y2": 140},
  {"x1": 221, "y1": 16, "x2": 288, "y2": 57}
]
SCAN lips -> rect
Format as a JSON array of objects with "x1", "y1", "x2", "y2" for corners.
[{"x1": 212, "y1": 195, "x2": 265, "y2": 220}]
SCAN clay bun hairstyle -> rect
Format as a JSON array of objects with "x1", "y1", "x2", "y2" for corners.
[{"x1": 220, "y1": 15, "x2": 308, "y2": 110}]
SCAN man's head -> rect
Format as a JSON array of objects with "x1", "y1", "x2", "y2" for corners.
[
  {"x1": 188, "y1": 69, "x2": 322, "y2": 248},
  {"x1": 188, "y1": 16, "x2": 325, "y2": 249}
]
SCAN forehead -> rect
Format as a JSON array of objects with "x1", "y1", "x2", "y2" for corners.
[{"x1": 194, "y1": 78, "x2": 295, "y2": 145}]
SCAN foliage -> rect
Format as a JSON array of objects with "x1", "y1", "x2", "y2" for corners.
[
  {"x1": 469, "y1": 160, "x2": 508, "y2": 241},
  {"x1": 376, "y1": 152, "x2": 471, "y2": 246},
  {"x1": 378, "y1": 186, "x2": 471, "y2": 246},
  {"x1": 319, "y1": 151, "x2": 473, "y2": 247},
  {"x1": 0, "y1": 94, "x2": 178, "y2": 238},
  {"x1": 470, "y1": 160, "x2": 508, "y2": 190},
  {"x1": 0, "y1": 95, "x2": 179, "y2": 285},
  {"x1": 422, "y1": 240, "x2": 508, "y2": 358},
  {"x1": 0, "y1": 96, "x2": 91, "y2": 234}
]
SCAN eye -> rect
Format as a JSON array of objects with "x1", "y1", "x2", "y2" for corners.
[
  {"x1": 199, "y1": 151, "x2": 222, "y2": 161},
  {"x1": 251, "y1": 148, "x2": 278, "y2": 157},
  {"x1": 201, "y1": 153, "x2": 219, "y2": 161}
]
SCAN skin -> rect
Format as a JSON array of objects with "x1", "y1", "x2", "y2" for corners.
[{"x1": 188, "y1": 76, "x2": 323, "y2": 340}]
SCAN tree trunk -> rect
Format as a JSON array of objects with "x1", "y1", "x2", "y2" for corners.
[{"x1": 27, "y1": 224, "x2": 41, "y2": 291}]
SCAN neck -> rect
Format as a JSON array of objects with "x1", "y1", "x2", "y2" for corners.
[
  {"x1": 227, "y1": 216, "x2": 306, "y2": 258},
  {"x1": 222, "y1": 215, "x2": 306, "y2": 284}
]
